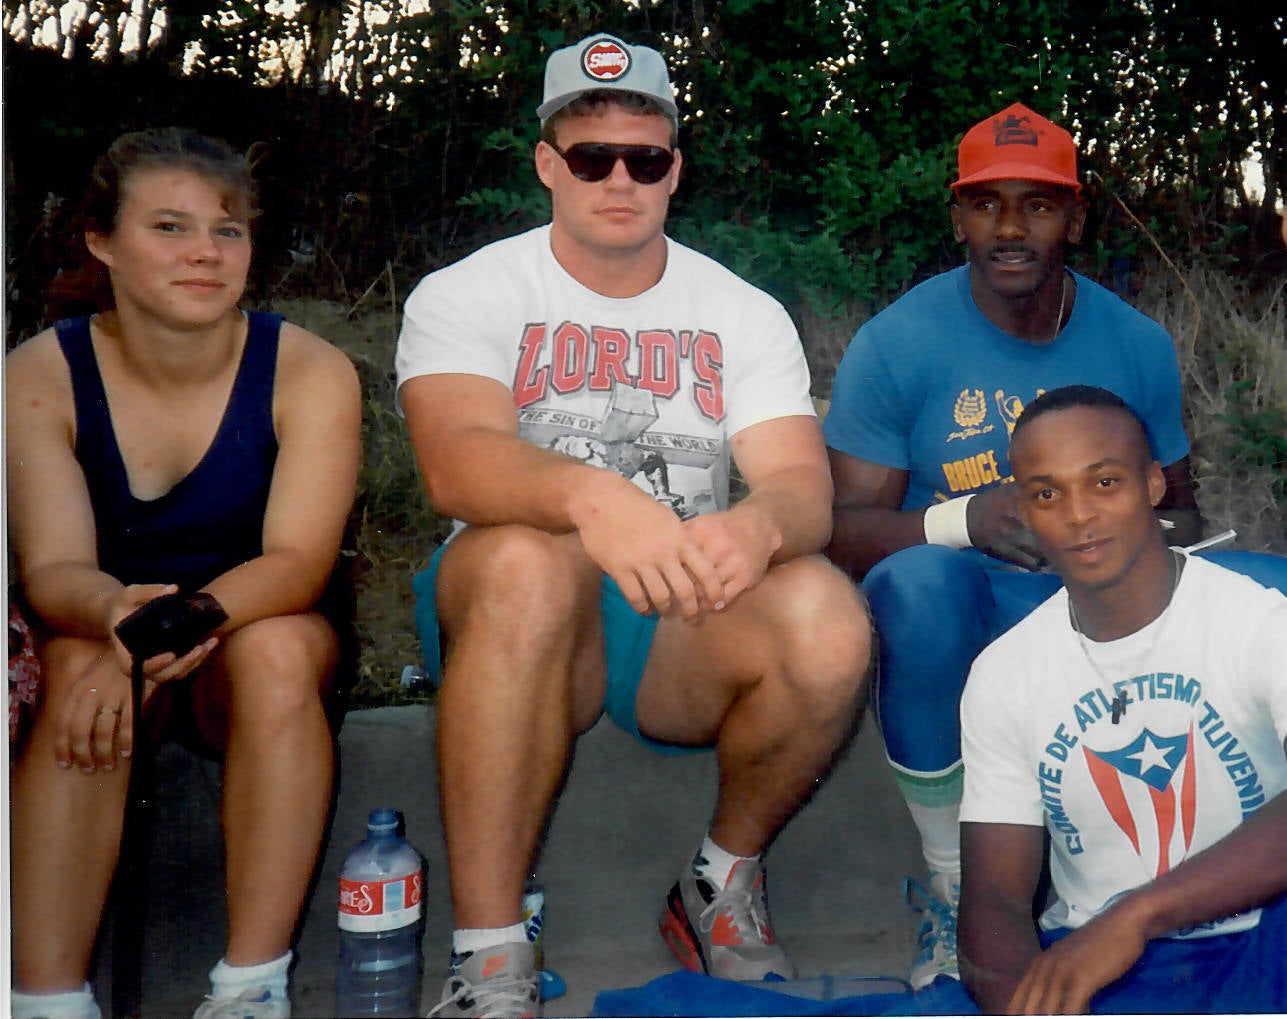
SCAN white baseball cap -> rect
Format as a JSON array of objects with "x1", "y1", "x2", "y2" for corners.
[{"x1": 537, "y1": 34, "x2": 678, "y2": 124}]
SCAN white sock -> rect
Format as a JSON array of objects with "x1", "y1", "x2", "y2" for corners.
[
  {"x1": 208, "y1": 951, "x2": 291, "y2": 1000},
  {"x1": 692, "y1": 833, "x2": 757, "y2": 889},
  {"x1": 891, "y1": 762, "x2": 964, "y2": 881},
  {"x1": 904, "y1": 799, "x2": 962, "y2": 878},
  {"x1": 453, "y1": 923, "x2": 527, "y2": 956},
  {"x1": 11, "y1": 983, "x2": 101, "y2": 1019}
]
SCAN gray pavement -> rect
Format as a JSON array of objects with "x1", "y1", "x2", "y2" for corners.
[{"x1": 105, "y1": 703, "x2": 924, "y2": 1017}]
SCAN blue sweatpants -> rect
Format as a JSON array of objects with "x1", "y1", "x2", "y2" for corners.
[
  {"x1": 864, "y1": 546, "x2": 1060, "y2": 776},
  {"x1": 892, "y1": 889, "x2": 1287, "y2": 1013},
  {"x1": 867, "y1": 546, "x2": 1287, "y2": 777},
  {"x1": 1039, "y1": 889, "x2": 1287, "y2": 1013}
]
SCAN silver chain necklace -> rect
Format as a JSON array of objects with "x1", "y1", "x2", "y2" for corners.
[
  {"x1": 1048, "y1": 271, "x2": 1069, "y2": 343},
  {"x1": 1068, "y1": 549, "x2": 1184, "y2": 724}
]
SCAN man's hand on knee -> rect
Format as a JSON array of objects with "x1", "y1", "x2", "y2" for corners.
[
  {"x1": 682, "y1": 506, "x2": 782, "y2": 611},
  {"x1": 570, "y1": 473, "x2": 725, "y2": 619}
]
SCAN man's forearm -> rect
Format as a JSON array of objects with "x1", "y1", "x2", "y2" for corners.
[
  {"x1": 734, "y1": 464, "x2": 834, "y2": 561},
  {"x1": 825, "y1": 505, "x2": 926, "y2": 579},
  {"x1": 1158, "y1": 507, "x2": 1202, "y2": 549},
  {"x1": 1157, "y1": 457, "x2": 1203, "y2": 547},
  {"x1": 1001, "y1": 794, "x2": 1287, "y2": 1015},
  {"x1": 959, "y1": 897, "x2": 1041, "y2": 1013},
  {"x1": 418, "y1": 425, "x2": 629, "y2": 535},
  {"x1": 1113, "y1": 790, "x2": 1287, "y2": 940}
]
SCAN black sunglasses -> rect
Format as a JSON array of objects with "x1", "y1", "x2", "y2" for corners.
[{"x1": 549, "y1": 142, "x2": 675, "y2": 185}]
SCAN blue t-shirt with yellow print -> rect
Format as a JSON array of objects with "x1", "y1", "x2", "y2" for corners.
[{"x1": 823, "y1": 265, "x2": 1189, "y2": 512}]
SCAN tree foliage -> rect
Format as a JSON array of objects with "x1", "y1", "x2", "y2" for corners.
[{"x1": 5, "y1": 0, "x2": 1285, "y2": 344}]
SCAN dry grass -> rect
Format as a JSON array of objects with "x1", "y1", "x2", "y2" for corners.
[
  {"x1": 281, "y1": 260, "x2": 1285, "y2": 705},
  {"x1": 271, "y1": 296, "x2": 447, "y2": 705},
  {"x1": 1132, "y1": 263, "x2": 1286, "y2": 555}
]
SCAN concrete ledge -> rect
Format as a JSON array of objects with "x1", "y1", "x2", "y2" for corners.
[{"x1": 109, "y1": 705, "x2": 921, "y2": 1017}]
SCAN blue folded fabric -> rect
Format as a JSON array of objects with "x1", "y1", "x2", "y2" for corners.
[{"x1": 591, "y1": 971, "x2": 979, "y2": 1017}]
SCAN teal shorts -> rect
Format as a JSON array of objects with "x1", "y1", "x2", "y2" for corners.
[{"x1": 412, "y1": 542, "x2": 700, "y2": 755}]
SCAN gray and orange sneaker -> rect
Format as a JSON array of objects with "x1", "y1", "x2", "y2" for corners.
[
  {"x1": 427, "y1": 941, "x2": 539, "y2": 1019},
  {"x1": 659, "y1": 858, "x2": 796, "y2": 982}
]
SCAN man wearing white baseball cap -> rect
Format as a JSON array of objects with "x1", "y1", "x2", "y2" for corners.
[
  {"x1": 536, "y1": 34, "x2": 679, "y2": 123},
  {"x1": 398, "y1": 32, "x2": 872, "y2": 1018}
]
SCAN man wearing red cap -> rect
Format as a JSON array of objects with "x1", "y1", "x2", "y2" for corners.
[{"x1": 822, "y1": 102, "x2": 1209, "y2": 990}]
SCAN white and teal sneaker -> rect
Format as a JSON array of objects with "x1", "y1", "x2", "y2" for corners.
[{"x1": 905, "y1": 872, "x2": 960, "y2": 991}]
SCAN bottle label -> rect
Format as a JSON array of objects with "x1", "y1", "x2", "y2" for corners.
[{"x1": 338, "y1": 872, "x2": 423, "y2": 932}]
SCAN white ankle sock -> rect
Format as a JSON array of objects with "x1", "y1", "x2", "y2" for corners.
[
  {"x1": 693, "y1": 833, "x2": 757, "y2": 889},
  {"x1": 208, "y1": 951, "x2": 291, "y2": 1000},
  {"x1": 11, "y1": 983, "x2": 101, "y2": 1019},
  {"x1": 453, "y1": 923, "x2": 527, "y2": 956}
]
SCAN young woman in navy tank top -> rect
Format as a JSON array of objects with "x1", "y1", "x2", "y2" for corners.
[{"x1": 7, "y1": 128, "x2": 361, "y2": 1019}]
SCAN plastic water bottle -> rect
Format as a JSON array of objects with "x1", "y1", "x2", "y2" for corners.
[{"x1": 336, "y1": 808, "x2": 425, "y2": 1016}]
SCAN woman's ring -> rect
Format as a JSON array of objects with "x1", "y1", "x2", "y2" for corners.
[{"x1": 96, "y1": 706, "x2": 122, "y2": 716}]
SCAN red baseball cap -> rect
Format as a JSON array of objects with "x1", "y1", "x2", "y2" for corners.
[{"x1": 952, "y1": 102, "x2": 1080, "y2": 194}]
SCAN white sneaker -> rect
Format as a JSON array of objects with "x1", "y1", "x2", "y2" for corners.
[
  {"x1": 905, "y1": 872, "x2": 960, "y2": 990},
  {"x1": 10, "y1": 985, "x2": 102, "y2": 1019},
  {"x1": 193, "y1": 987, "x2": 290, "y2": 1019}
]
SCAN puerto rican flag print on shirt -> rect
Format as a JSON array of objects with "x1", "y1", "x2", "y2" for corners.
[{"x1": 1084, "y1": 724, "x2": 1197, "y2": 878}]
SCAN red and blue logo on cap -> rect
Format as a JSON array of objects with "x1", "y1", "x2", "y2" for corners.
[{"x1": 581, "y1": 38, "x2": 631, "y2": 81}]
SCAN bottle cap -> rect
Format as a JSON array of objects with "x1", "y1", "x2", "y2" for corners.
[{"x1": 367, "y1": 807, "x2": 399, "y2": 834}]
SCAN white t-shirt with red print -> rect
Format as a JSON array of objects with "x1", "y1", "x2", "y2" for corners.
[{"x1": 395, "y1": 225, "x2": 815, "y2": 522}]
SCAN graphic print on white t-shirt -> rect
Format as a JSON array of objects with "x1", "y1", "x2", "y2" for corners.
[
  {"x1": 511, "y1": 318, "x2": 728, "y2": 519},
  {"x1": 520, "y1": 378, "x2": 723, "y2": 520},
  {"x1": 961, "y1": 558, "x2": 1287, "y2": 939},
  {"x1": 394, "y1": 225, "x2": 817, "y2": 522},
  {"x1": 1037, "y1": 669, "x2": 1270, "y2": 937},
  {"x1": 1079, "y1": 722, "x2": 1199, "y2": 879}
]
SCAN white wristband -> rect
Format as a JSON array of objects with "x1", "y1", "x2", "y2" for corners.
[{"x1": 923, "y1": 494, "x2": 975, "y2": 549}]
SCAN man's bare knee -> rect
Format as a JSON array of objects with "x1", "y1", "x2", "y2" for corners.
[
  {"x1": 440, "y1": 526, "x2": 597, "y2": 636},
  {"x1": 759, "y1": 557, "x2": 873, "y2": 710},
  {"x1": 436, "y1": 528, "x2": 606, "y2": 725}
]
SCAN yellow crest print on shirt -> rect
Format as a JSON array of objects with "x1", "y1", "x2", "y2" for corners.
[
  {"x1": 947, "y1": 389, "x2": 995, "y2": 445},
  {"x1": 954, "y1": 389, "x2": 988, "y2": 428}
]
